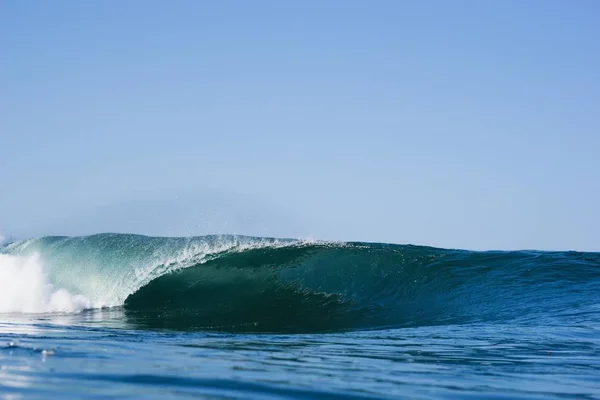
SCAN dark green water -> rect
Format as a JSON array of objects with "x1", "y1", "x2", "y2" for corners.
[{"x1": 0, "y1": 234, "x2": 598, "y2": 399}]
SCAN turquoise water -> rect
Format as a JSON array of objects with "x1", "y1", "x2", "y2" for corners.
[{"x1": 1, "y1": 234, "x2": 599, "y2": 399}]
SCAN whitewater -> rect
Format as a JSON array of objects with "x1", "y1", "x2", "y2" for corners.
[
  {"x1": 0, "y1": 253, "x2": 91, "y2": 313},
  {"x1": 1, "y1": 233, "x2": 599, "y2": 399}
]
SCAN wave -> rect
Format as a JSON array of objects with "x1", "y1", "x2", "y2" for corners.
[{"x1": 1, "y1": 233, "x2": 599, "y2": 332}]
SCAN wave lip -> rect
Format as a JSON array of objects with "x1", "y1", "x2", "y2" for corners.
[
  {"x1": 2, "y1": 234, "x2": 600, "y2": 332},
  {"x1": 2, "y1": 233, "x2": 302, "y2": 311}
]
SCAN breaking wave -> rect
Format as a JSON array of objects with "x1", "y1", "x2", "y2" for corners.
[{"x1": 1, "y1": 234, "x2": 598, "y2": 332}]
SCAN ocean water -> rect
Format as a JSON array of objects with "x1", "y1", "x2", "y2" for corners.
[{"x1": 0, "y1": 234, "x2": 598, "y2": 399}]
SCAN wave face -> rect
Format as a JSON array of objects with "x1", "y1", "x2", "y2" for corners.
[{"x1": 1, "y1": 234, "x2": 599, "y2": 332}]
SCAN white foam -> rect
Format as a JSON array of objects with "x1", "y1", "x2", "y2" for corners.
[{"x1": 0, "y1": 253, "x2": 91, "y2": 313}]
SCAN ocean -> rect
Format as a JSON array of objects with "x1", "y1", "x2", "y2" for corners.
[{"x1": 0, "y1": 233, "x2": 598, "y2": 399}]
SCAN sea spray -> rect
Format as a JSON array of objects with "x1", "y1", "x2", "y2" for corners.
[{"x1": 0, "y1": 253, "x2": 91, "y2": 313}]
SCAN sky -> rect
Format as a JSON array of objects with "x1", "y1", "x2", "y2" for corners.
[{"x1": 1, "y1": 1, "x2": 599, "y2": 251}]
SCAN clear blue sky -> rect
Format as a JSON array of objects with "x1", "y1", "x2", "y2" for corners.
[{"x1": 1, "y1": 1, "x2": 599, "y2": 251}]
